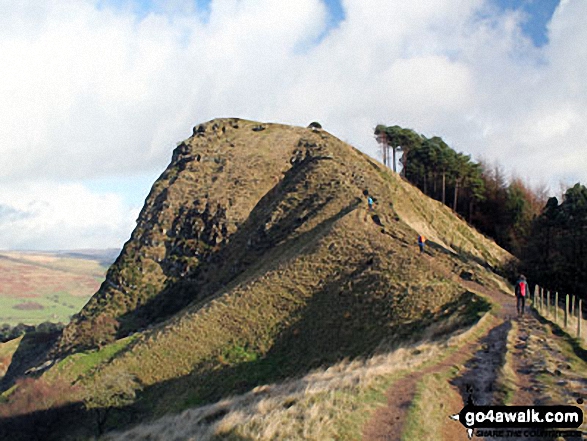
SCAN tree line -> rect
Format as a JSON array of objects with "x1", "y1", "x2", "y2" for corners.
[{"x1": 375, "y1": 124, "x2": 587, "y2": 302}]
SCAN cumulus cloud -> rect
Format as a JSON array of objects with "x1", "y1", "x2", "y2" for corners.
[
  {"x1": 0, "y1": 0, "x2": 585, "y2": 248},
  {"x1": 0, "y1": 181, "x2": 138, "y2": 250}
]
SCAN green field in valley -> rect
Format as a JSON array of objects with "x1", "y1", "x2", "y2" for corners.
[{"x1": 0, "y1": 251, "x2": 113, "y2": 326}]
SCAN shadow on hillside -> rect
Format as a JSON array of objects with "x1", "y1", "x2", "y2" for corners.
[
  {"x1": 117, "y1": 152, "x2": 362, "y2": 332},
  {"x1": 532, "y1": 310, "x2": 587, "y2": 363},
  {"x1": 425, "y1": 239, "x2": 458, "y2": 257},
  {"x1": 0, "y1": 289, "x2": 491, "y2": 440},
  {"x1": 426, "y1": 239, "x2": 497, "y2": 272},
  {"x1": 0, "y1": 400, "x2": 256, "y2": 441},
  {"x1": 0, "y1": 330, "x2": 60, "y2": 391},
  {"x1": 0, "y1": 402, "x2": 89, "y2": 441},
  {"x1": 122, "y1": 292, "x2": 488, "y2": 428}
]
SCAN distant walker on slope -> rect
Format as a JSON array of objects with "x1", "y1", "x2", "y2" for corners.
[
  {"x1": 367, "y1": 195, "x2": 374, "y2": 211},
  {"x1": 515, "y1": 274, "x2": 528, "y2": 316},
  {"x1": 417, "y1": 235, "x2": 426, "y2": 253}
]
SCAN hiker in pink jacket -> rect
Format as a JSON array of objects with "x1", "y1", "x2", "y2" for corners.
[{"x1": 515, "y1": 274, "x2": 528, "y2": 316}]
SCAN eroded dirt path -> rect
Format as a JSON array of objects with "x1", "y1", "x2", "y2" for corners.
[
  {"x1": 363, "y1": 283, "x2": 515, "y2": 441},
  {"x1": 362, "y1": 323, "x2": 497, "y2": 441},
  {"x1": 363, "y1": 268, "x2": 587, "y2": 441}
]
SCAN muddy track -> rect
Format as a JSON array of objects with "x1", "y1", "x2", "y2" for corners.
[
  {"x1": 362, "y1": 244, "x2": 587, "y2": 441},
  {"x1": 451, "y1": 321, "x2": 511, "y2": 407},
  {"x1": 363, "y1": 283, "x2": 587, "y2": 441},
  {"x1": 362, "y1": 276, "x2": 515, "y2": 440}
]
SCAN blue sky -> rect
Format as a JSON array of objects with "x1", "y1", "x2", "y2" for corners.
[
  {"x1": 0, "y1": 0, "x2": 584, "y2": 250},
  {"x1": 88, "y1": 0, "x2": 561, "y2": 211},
  {"x1": 494, "y1": 0, "x2": 560, "y2": 46},
  {"x1": 100, "y1": 0, "x2": 556, "y2": 45}
]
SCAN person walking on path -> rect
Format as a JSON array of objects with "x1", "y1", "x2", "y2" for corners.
[
  {"x1": 417, "y1": 235, "x2": 426, "y2": 253},
  {"x1": 515, "y1": 274, "x2": 528, "y2": 316},
  {"x1": 367, "y1": 195, "x2": 374, "y2": 211}
]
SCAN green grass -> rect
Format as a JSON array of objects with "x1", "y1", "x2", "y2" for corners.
[
  {"x1": 402, "y1": 367, "x2": 460, "y2": 441},
  {"x1": 47, "y1": 335, "x2": 137, "y2": 384},
  {"x1": 0, "y1": 292, "x2": 90, "y2": 326},
  {"x1": 0, "y1": 251, "x2": 106, "y2": 326}
]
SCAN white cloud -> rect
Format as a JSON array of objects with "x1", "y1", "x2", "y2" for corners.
[
  {"x1": 1, "y1": 0, "x2": 586, "y2": 248},
  {"x1": 0, "y1": 181, "x2": 138, "y2": 250}
]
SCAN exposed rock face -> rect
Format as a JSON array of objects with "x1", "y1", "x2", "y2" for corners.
[{"x1": 57, "y1": 118, "x2": 350, "y2": 351}]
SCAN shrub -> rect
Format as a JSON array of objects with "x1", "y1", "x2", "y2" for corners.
[
  {"x1": 0, "y1": 323, "x2": 35, "y2": 343},
  {"x1": 76, "y1": 315, "x2": 119, "y2": 350},
  {"x1": 0, "y1": 377, "x2": 79, "y2": 418},
  {"x1": 84, "y1": 368, "x2": 142, "y2": 434}
]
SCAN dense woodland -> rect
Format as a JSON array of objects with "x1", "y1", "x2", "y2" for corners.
[{"x1": 375, "y1": 124, "x2": 587, "y2": 301}]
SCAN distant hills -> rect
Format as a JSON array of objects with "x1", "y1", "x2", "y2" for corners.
[
  {"x1": 0, "y1": 250, "x2": 115, "y2": 326},
  {"x1": 55, "y1": 249, "x2": 120, "y2": 266}
]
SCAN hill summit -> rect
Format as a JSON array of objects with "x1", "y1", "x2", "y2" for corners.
[
  {"x1": 7, "y1": 117, "x2": 513, "y2": 438},
  {"x1": 58, "y1": 118, "x2": 506, "y2": 353}
]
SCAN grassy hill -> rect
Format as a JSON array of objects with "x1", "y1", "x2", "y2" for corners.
[
  {"x1": 0, "y1": 119, "x2": 513, "y2": 440},
  {"x1": 0, "y1": 251, "x2": 111, "y2": 326}
]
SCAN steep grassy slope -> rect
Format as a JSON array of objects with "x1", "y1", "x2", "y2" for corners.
[
  {"x1": 59, "y1": 119, "x2": 508, "y2": 350},
  {"x1": 0, "y1": 119, "x2": 512, "y2": 439}
]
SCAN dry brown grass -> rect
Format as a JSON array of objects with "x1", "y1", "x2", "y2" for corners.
[
  {"x1": 104, "y1": 315, "x2": 490, "y2": 441},
  {"x1": 0, "y1": 337, "x2": 22, "y2": 380},
  {"x1": 0, "y1": 252, "x2": 104, "y2": 299}
]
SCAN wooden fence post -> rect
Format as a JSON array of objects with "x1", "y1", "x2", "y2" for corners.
[
  {"x1": 538, "y1": 286, "x2": 542, "y2": 312},
  {"x1": 547, "y1": 290, "x2": 551, "y2": 317},
  {"x1": 572, "y1": 295, "x2": 576, "y2": 317},
  {"x1": 554, "y1": 292, "x2": 558, "y2": 322},
  {"x1": 578, "y1": 298, "x2": 582, "y2": 339},
  {"x1": 565, "y1": 294, "x2": 569, "y2": 329}
]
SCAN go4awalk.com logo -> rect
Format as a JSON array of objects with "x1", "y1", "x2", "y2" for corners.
[{"x1": 450, "y1": 405, "x2": 583, "y2": 439}]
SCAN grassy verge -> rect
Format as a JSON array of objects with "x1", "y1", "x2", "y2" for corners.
[
  {"x1": 494, "y1": 321, "x2": 518, "y2": 405},
  {"x1": 531, "y1": 302, "x2": 587, "y2": 352},
  {"x1": 401, "y1": 367, "x2": 461, "y2": 441},
  {"x1": 396, "y1": 304, "x2": 498, "y2": 440}
]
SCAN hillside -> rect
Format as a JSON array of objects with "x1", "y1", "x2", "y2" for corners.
[
  {"x1": 0, "y1": 119, "x2": 514, "y2": 440},
  {"x1": 58, "y1": 118, "x2": 508, "y2": 351}
]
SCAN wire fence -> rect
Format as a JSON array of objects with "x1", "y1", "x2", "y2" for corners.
[{"x1": 531, "y1": 286, "x2": 585, "y2": 343}]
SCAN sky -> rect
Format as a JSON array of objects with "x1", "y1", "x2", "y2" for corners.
[{"x1": 1, "y1": 0, "x2": 584, "y2": 250}]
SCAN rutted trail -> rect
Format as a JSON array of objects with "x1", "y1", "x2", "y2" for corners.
[
  {"x1": 451, "y1": 321, "x2": 511, "y2": 407},
  {"x1": 362, "y1": 282, "x2": 512, "y2": 441},
  {"x1": 363, "y1": 254, "x2": 587, "y2": 441}
]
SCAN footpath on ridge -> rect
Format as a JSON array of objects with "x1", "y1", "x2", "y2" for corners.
[{"x1": 362, "y1": 258, "x2": 587, "y2": 441}]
